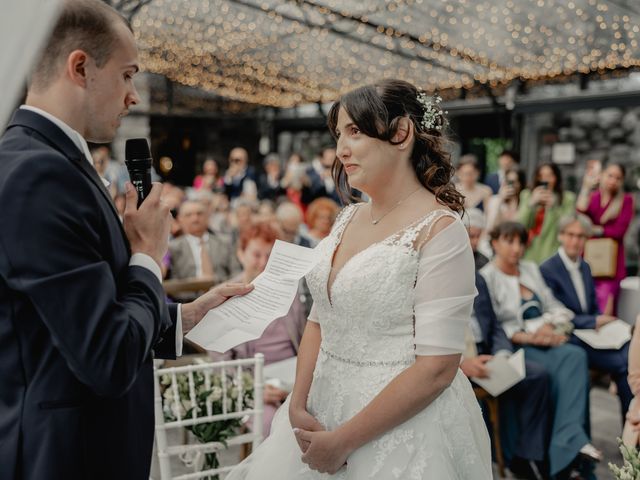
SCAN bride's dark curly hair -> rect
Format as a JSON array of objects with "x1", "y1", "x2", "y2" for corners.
[{"x1": 327, "y1": 79, "x2": 464, "y2": 214}]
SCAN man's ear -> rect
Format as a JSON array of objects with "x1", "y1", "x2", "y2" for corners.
[
  {"x1": 392, "y1": 117, "x2": 413, "y2": 147},
  {"x1": 66, "y1": 50, "x2": 90, "y2": 87}
]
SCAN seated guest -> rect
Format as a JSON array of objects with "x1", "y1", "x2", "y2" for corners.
[
  {"x1": 540, "y1": 213, "x2": 632, "y2": 417},
  {"x1": 480, "y1": 221, "x2": 599, "y2": 479},
  {"x1": 461, "y1": 273, "x2": 550, "y2": 479},
  {"x1": 484, "y1": 150, "x2": 520, "y2": 194},
  {"x1": 193, "y1": 158, "x2": 222, "y2": 192},
  {"x1": 168, "y1": 201, "x2": 234, "y2": 284},
  {"x1": 257, "y1": 154, "x2": 285, "y2": 201},
  {"x1": 212, "y1": 223, "x2": 307, "y2": 436},
  {"x1": 302, "y1": 147, "x2": 340, "y2": 205},
  {"x1": 305, "y1": 197, "x2": 339, "y2": 246},
  {"x1": 466, "y1": 208, "x2": 491, "y2": 269},
  {"x1": 224, "y1": 147, "x2": 257, "y2": 201},
  {"x1": 485, "y1": 168, "x2": 527, "y2": 234},
  {"x1": 517, "y1": 163, "x2": 576, "y2": 264},
  {"x1": 455, "y1": 154, "x2": 493, "y2": 211},
  {"x1": 275, "y1": 202, "x2": 311, "y2": 247}
]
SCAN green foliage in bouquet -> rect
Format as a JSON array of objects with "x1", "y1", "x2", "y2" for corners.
[
  {"x1": 610, "y1": 439, "x2": 640, "y2": 480},
  {"x1": 161, "y1": 361, "x2": 254, "y2": 478}
]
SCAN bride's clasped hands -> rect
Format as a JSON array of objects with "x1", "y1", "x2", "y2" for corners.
[
  {"x1": 294, "y1": 428, "x2": 352, "y2": 475},
  {"x1": 289, "y1": 401, "x2": 351, "y2": 474}
]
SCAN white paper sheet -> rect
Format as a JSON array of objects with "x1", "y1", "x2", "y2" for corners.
[
  {"x1": 185, "y1": 240, "x2": 321, "y2": 352},
  {"x1": 573, "y1": 319, "x2": 631, "y2": 350},
  {"x1": 472, "y1": 349, "x2": 526, "y2": 397}
]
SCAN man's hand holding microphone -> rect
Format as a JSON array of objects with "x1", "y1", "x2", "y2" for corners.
[{"x1": 123, "y1": 138, "x2": 252, "y2": 334}]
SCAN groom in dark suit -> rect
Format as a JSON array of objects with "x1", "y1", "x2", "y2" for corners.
[
  {"x1": 540, "y1": 213, "x2": 632, "y2": 417},
  {"x1": 0, "y1": 2, "x2": 251, "y2": 479}
]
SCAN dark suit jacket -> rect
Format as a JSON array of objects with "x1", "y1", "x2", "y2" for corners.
[
  {"x1": 474, "y1": 273, "x2": 513, "y2": 355},
  {"x1": 301, "y1": 165, "x2": 341, "y2": 205},
  {"x1": 484, "y1": 172, "x2": 501, "y2": 194},
  {"x1": 0, "y1": 109, "x2": 177, "y2": 480},
  {"x1": 540, "y1": 253, "x2": 599, "y2": 329}
]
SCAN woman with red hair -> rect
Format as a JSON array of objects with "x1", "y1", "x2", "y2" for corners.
[
  {"x1": 212, "y1": 222, "x2": 307, "y2": 436},
  {"x1": 305, "y1": 197, "x2": 340, "y2": 246}
]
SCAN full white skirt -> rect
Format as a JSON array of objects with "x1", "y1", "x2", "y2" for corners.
[{"x1": 227, "y1": 354, "x2": 492, "y2": 479}]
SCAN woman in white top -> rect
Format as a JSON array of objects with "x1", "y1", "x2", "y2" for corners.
[
  {"x1": 227, "y1": 79, "x2": 491, "y2": 479},
  {"x1": 480, "y1": 221, "x2": 599, "y2": 479}
]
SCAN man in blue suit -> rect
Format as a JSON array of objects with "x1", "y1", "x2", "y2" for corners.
[
  {"x1": 462, "y1": 274, "x2": 550, "y2": 479},
  {"x1": 540, "y1": 213, "x2": 632, "y2": 416},
  {"x1": 484, "y1": 150, "x2": 520, "y2": 194},
  {"x1": 0, "y1": 2, "x2": 251, "y2": 479}
]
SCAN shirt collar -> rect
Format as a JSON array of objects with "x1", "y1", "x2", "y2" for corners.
[
  {"x1": 186, "y1": 232, "x2": 210, "y2": 244},
  {"x1": 559, "y1": 247, "x2": 581, "y2": 271},
  {"x1": 20, "y1": 105, "x2": 110, "y2": 187}
]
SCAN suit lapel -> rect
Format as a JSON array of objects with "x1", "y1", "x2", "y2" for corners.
[
  {"x1": 180, "y1": 238, "x2": 197, "y2": 278},
  {"x1": 580, "y1": 261, "x2": 595, "y2": 313},
  {"x1": 7, "y1": 109, "x2": 128, "y2": 248},
  {"x1": 554, "y1": 255, "x2": 582, "y2": 313}
]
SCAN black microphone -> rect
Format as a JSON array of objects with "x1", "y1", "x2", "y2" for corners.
[{"x1": 125, "y1": 138, "x2": 153, "y2": 207}]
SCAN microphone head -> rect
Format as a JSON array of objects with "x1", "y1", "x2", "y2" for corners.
[{"x1": 125, "y1": 138, "x2": 151, "y2": 160}]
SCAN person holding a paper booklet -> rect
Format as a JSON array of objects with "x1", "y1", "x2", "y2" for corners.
[
  {"x1": 480, "y1": 221, "x2": 599, "y2": 479},
  {"x1": 577, "y1": 162, "x2": 634, "y2": 315},
  {"x1": 541, "y1": 213, "x2": 632, "y2": 417},
  {"x1": 227, "y1": 80, "x2": 492, "y2": 479},
  {"x1": 462, "y1": 273, "x2": 551, "y2": 479},
  {"x1": 211, "y1": 222, "x2": 307, "y2": 436}
]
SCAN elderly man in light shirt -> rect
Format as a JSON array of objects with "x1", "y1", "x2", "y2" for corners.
[
  {"x1": 168, "y1": 200, "x2": 235, "y2": 287},
  {"x1": 540, "y1": 213, "x2": 632, "y2": 417}
]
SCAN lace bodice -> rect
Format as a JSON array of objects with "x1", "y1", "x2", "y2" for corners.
[
  {"x1": 305, "y1": 203, "x2": 477, "y2": 365},
  {"x1": 227, "y1": 203, "x2": 492, "y2": 480}
]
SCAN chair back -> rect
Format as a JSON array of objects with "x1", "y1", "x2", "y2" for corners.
[{"x1": 154, "y1": 354, "x2": 264, "y2": 479}]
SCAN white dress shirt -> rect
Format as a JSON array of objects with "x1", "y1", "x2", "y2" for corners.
[
  {"x1": 184, "y1": 233, "x2": 210, "y2": 277},
  {"x1": 20, "y1": 105, "x2": 183, "y2": 355},
  {"x1": 558, "y1": 247, "x2": 588, "y2": 313}
]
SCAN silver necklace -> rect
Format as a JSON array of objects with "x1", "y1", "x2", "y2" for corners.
[{"x1": 369, "y1": 187, "x2": 422, "y2": 225}]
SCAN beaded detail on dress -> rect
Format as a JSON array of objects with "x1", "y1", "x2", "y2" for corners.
[{"x1": 226, "y1": 202, "x2": 492, "y2": 480}]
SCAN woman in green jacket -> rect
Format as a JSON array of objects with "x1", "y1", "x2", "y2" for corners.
[{"x1": 518, "y1": 163, "x2": 576, "y2": 264}]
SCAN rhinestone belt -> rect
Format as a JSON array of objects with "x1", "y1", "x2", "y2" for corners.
[{"x1": 320, "y1": 346, "x2": 413, "y2": 367}]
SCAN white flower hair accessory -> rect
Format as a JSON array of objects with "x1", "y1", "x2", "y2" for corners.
[{"x1": 416, "y1": 91, "x2": 447, "y2": 131}]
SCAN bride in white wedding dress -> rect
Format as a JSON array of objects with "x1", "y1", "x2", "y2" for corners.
[{"x1": 227, "y1": 79, "x2": 492, "y2": 479}]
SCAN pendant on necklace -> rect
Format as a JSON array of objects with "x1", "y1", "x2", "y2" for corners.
[{"x1": 372, "y1": 219, "x2": 379, "y2": 225}]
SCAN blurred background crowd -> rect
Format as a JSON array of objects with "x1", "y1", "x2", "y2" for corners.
[{"x1": 91, "y1": 138, "x2": 640, "y2": 479}]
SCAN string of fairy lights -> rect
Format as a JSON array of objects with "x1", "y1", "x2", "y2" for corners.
[{"x1": 131, "y1": 0, "x2": 640, "y2": 107}]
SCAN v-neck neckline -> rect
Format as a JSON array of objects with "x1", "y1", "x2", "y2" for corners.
[{"x1": 324, "y1": 204, "x2": 449, "y2": 307}]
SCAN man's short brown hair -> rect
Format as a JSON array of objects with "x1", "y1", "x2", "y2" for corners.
[{"x1": 30, "y1": 0, "x2": 131, "y2": 91}]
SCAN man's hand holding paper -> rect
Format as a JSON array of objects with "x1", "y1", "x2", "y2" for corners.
[{"x1": 186, "y1": 240, "x2": 321, "y2": 352}]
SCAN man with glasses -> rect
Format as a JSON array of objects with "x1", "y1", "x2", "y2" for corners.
[
  {"x1": 541, "y1": 213, "x2": 632, "y2": 418},
  {"x1": 223, "y1": 146, "x2": 257, "y2": 201}
]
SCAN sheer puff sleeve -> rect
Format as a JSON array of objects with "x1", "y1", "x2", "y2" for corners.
[{"x1": 414, "y1": 218, "x2": 477, "y2": 356}]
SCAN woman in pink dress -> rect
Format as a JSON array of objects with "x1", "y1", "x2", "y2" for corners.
[
  {"x1": 193, "y1": 158, "x2": 223, "y2": 191},
  {"x1": 577, "y1": 163, "x2": 634, "y2": 314}
]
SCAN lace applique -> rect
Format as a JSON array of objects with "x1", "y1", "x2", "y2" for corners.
[
  {"x1": 370, "y1": 429, "x2": 415, "y2": 476},
  {"x1": 298, "y1": 204, "x2": 491, "y2": 479}
]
